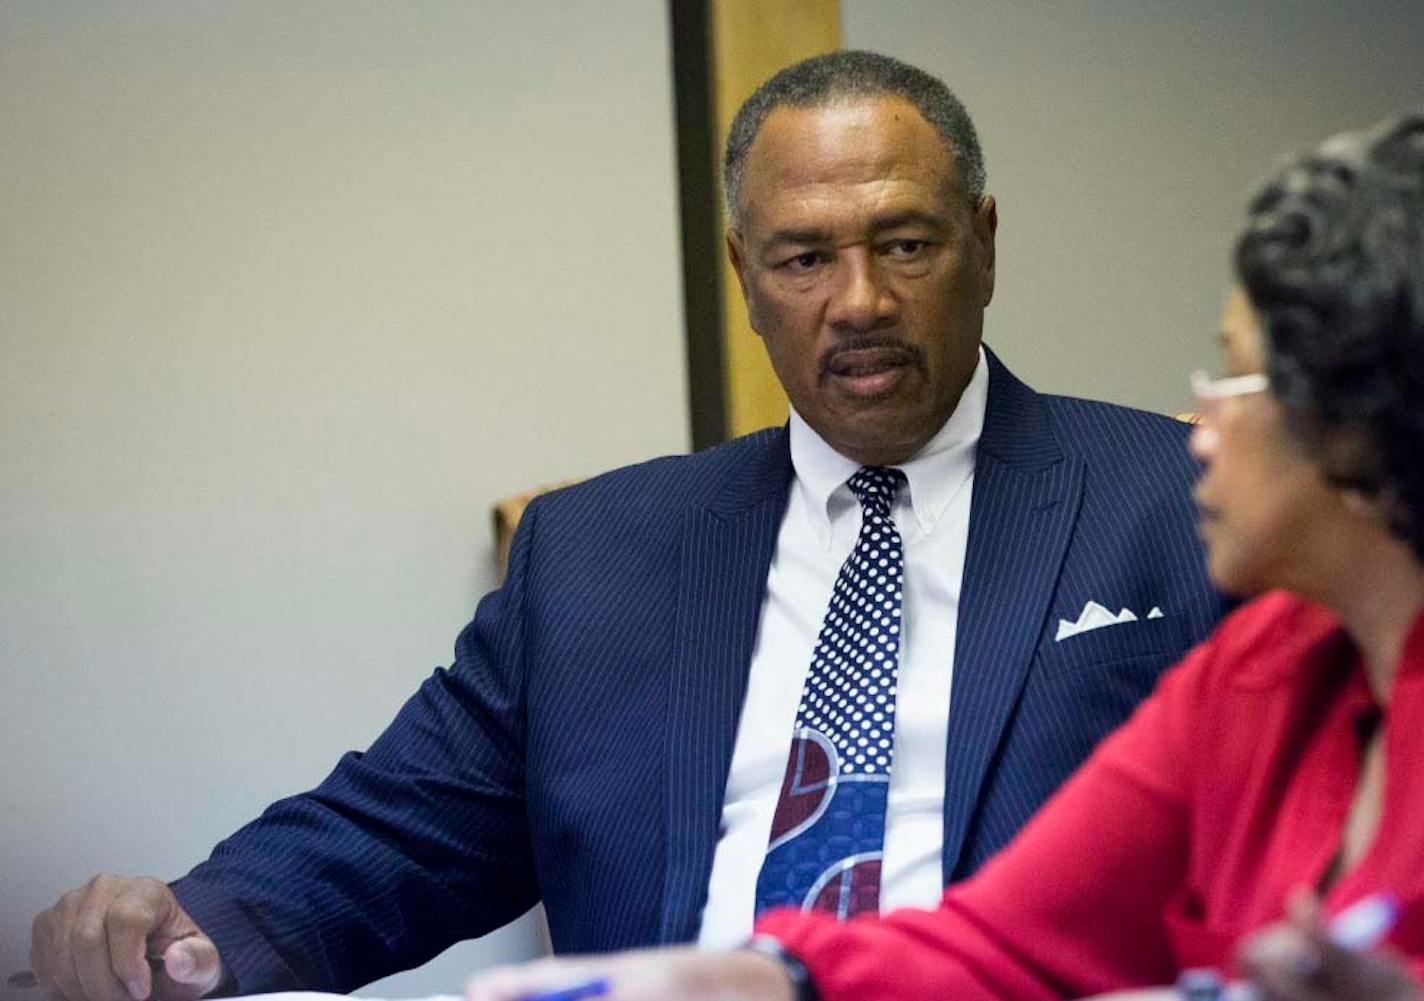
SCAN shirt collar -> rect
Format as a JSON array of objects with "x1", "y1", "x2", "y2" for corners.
[{"x1": 789, "y1": 345, "x2": 988, "y2": 548}]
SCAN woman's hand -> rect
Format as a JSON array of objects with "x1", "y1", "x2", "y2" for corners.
[
  {"x1": 1240, "y1": 890, "x2": 1418, "y2": 1001},
  {"x1": 465, "y1": 946, "x2": 794, "y2": 1001}
]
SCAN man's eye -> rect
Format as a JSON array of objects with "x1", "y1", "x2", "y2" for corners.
[
  {"x1": 782, "y1": 251, "x2": 824, "y2": 271},
  {"x1": 884, "y1": 239, "x2": 927, "y2": 257}
]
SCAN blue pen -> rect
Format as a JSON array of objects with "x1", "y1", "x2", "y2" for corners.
[
  {"x1": 515, "y1": 976, "x2": 611, "y2": 1001},
  {"x1": 1327, "y1": 892, "x2": 1399, "y2": 951}
]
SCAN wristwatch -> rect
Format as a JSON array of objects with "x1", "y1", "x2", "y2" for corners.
[{"x1": 743, "y1": 935, "x2": 819, "y2": 1001}]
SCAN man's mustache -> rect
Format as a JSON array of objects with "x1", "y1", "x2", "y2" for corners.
[{"x1": 819, "y1": 334, "x2": 926, "y2": 383}]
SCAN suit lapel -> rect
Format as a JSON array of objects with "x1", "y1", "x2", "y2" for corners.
[
  {"x1": 941, "y1": 350, "x2": 1084, "y2": 879},
  {"x1": 657, "y1": 428, "x2": 792, "y2": 942}
]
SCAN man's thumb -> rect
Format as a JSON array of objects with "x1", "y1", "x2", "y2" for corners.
[{"x1": 162, "y1": 937, "x2": 222, "y2": 990}]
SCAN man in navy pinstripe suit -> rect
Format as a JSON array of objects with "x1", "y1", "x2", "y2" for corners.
[{"x1": 29, "y1": 51, "x2": 1226, "y2": 1000}]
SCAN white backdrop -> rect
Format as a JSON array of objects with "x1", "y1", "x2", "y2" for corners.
[{"x1": 0, "y1": 2, "x2": 685, "y2": 996}]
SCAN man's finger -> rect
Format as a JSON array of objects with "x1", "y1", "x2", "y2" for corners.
[
  {"x1": 70, "y1": 888, "x2": 132, "y2": 1001},
  {"x1": 159, "y1": 937, "x2": 223, "y2": 997},
  {"x1": 35, "y1": 904, "x2": 87, "y2": 1001},
  {"x1": 106, "y1": 899, "x2": 163, "y2": 1000},
  {"x1": 28, "y1": 909, "x2": 56, "y2": 981},
  {"x1": 53, "y1": 943, "x2": 89, "y2": 1001},
  {"x1": 32, "y1": 901, "x2": 86, "y2": 1000},
  {"x1": 30, "y1": 890, "x2": 75, "y2": 983}
]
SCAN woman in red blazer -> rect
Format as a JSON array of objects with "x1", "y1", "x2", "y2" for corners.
[{"x1": 470, "y1": 114, "x2": 1424, "y2": 1001}]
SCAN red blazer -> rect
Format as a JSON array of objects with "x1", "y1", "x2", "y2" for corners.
[{"x1": 758, "y1": 592, "x2": 1424, "y2": 1000}]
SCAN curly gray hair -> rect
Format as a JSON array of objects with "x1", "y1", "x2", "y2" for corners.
[{"x1": 1236, "y1": 113, "x2": 1424, "y2": 560}]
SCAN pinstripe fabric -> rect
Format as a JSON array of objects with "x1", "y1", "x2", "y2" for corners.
[
  {"x1": 659, "y1": 467, "x2": 788, "y2": 941},
  {"x1": 941, "y1": 442, "x2": 1084, "y2": 880},
  {"x1": 169, "y1": 349, "x2": 1225, "y2": 994},
  {"x1": 941, "y1": 354, "x2": 1227, "y2": 880}
]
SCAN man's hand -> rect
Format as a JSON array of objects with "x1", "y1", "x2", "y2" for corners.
[
  {"x1": 1240, "y1": 890, "x2": 1418, "y2": 1001},
  {"x1": 466, "y1": 946, "x2": 794, "y2": 1001},
  {"x1": 29, "y1": 875, "x2": 223, "y2": 1001}
]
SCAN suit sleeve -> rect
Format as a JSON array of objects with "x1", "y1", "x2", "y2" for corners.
[
  {"x1": 169, "y1": 503, "x2": 545, "y2": 994},
  {"x1": 756, "y1": 637, "x2": 1219, "y2": 1001}
]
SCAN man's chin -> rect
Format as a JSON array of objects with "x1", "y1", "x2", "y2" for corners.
[{"x1": 815, "y1": 410, "x2": 936, "y2": 467}]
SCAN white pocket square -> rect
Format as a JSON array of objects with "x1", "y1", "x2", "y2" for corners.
[{"x1": 1055, "y1": 600, "x2": 1163, "y2": 642}]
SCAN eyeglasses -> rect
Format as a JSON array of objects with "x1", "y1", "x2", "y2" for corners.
[{"x1": 1190, "y1": 370, "x2": 1269, "y2": 405}]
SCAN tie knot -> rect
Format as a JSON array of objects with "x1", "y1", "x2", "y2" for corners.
[{"x1": 847, "y1": 466, "x2": 906, "y2": 514}]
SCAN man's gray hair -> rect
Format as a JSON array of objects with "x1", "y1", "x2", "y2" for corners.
[{"x1": 723, "y1": 50, "x2": 986, "y2": 226}]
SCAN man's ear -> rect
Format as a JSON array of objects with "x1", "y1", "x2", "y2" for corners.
[{"x1": 973, "y1": 194, "x2": 997, "y2": 307}]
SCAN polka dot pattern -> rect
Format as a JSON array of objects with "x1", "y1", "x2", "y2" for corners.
[
  {"x1": 755, "y1": 466, "x2": 907, "y2": 919},
  {"x1": 794, "y1": 466, "x2": 906, "y2": 776}
]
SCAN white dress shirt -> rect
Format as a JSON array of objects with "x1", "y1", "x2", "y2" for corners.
[{"x1": 696, "y1": 347, "x2": 988, "y2": 948}]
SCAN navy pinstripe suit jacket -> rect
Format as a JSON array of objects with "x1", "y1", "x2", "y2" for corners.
[{"x1": 171, "y1": 350, "x2": 1227, "y2": 993}]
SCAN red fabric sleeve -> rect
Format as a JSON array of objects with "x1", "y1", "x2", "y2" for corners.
[{"x1": 756, "y1": 638, "x2": 1220, "y2": 1001}]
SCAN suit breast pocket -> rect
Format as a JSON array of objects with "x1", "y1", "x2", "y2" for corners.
[{"x1": 1037, "y1": 614, "x2": 1194, "y2": 678}]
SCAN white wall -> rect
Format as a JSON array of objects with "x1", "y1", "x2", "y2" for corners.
[
  {"x1": 844, "y1": 0, "x2": 1424, "y2": 412},
  {"x1": 0, "y1": 2, "x2": 685, "y2": 997}
]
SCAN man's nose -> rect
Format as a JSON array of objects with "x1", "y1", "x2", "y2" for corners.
[{"x1": 826, "y1": 251, "x2": 896, "y2": 331}]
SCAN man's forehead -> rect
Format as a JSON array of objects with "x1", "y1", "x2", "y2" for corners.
[
  {"x1": 751, "y1": 98, "x2": 951, "y2": 173},
  {"x1": 736, "y1": 96, "x2": 965, "y2": 232}
]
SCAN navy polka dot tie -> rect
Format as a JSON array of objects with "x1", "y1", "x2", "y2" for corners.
[{"x1": 755, "y1": 465, "x2": 907, "y2": 918}]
